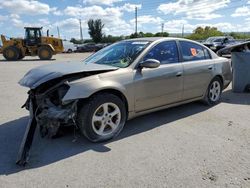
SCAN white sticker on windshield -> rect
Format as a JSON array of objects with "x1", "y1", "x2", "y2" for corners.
[{"x1": 132, "y1": 42, "x2": 149, "y2": 45}]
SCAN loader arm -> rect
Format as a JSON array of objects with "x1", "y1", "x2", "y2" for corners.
[{"x1": 1, "y1": 35, "x2": 7, "y2": 44}]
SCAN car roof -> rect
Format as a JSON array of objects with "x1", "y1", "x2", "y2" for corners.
[
  {"x1": 123, "y1": 37, "x2": 208, "y2": 45},
  {"x1": 207, "y1": 36, "x2": 233, "y2": 39},
  {"x1": 124, "y1": 37, "x2": 218, "y2": 59},
  {"x1": 124, "y1": 37, "x2": 181, "y2": 42}
]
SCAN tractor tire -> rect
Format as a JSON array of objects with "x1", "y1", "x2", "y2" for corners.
[
  {"x1": 3, "y1": 46, "x2": 20, "y2": 61},
  {"x1": 38, "y1": 46, "x2": 52, "y2": 60}
]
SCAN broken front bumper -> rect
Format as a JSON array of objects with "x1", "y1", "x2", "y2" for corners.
[
  {"x1": 16, "y1": 90, "x2": 78, "y2": 166},
  {"x1": 16, "y1": 98, "x2": 37, "y2": 166}
]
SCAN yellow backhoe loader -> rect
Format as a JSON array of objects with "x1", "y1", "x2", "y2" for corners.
[{"x1": 1, "y1": 27, "x2": 64, "y2": 61}]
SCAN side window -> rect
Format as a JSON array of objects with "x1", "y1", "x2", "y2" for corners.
[
  {"x1": 180, "y1": 41, "x2": 207, "y2": 61},
  {"x1": 204, "y1": 48, "x2": 211, "y2": 59},
  {"x1": 144, "y1": 41, "x2": 179, "y2": 64}
]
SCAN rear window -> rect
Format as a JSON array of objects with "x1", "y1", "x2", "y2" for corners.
[{"x1": 180, "y1": 41, "x2": 210, "y2": 61}]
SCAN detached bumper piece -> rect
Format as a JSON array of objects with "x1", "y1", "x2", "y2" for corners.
[
  {"x1": 16, "y1": 91, "x2": 77, "y2": 166},
  {"x1": 16, "y1": 99, "x2": 37, "y2": 166}
]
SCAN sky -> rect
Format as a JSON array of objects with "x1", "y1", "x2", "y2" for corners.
[{"x1": 0, "y1": 0, "x2": 250, "y2": 40}]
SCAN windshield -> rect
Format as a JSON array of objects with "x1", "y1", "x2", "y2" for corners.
[
  {"x1": 206, "y1": 37, "x2": 221, "y2": 43},
  {"x1": 84, "y1": 41, "x2": 150, "y2": 68}
]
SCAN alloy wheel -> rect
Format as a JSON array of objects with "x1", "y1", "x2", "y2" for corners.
[
  {"x1": 209, "y1": 80, "x2": 221, "y2": 102},
  {"x1": 92, "y1": 102, "x2": 121, "y2": 136}
]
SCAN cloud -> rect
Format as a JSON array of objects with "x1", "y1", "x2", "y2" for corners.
[
  {"x1": 83, "y1": 0, "x2": 123, "y2": 6},
  {"x1": 157, "y1": 19, "x2": 243, "y2": 33},
  {"x1": 10, "y1": 14, "x2": 20, "y2": 19},
  {"x1": 0, "y1": 15, "x2": 8, "y2": 22},
  {"x1": 231, "y1": 6, "x2": 250, "y2": 17},
  {"x1": 130, "y1": 15, "x2": 163, "y2": 25},
  {"x1": 50, "y1": 7, "x2": 63, "y2": 16},
  {"x1": 0, "y1": 0, "x2": 53, "y2": 15},
  {"x1": 63, "y1": 4, "x2": 141, "y2": 36},
  {"x1": 64, "y1": 3, "x2": 141, "y2": 17},
  {"x1": 163, "y1": 19, "x2": 195, "y2": 33},
  {"x1": 64, "y1": 5, "x2": 123, "y2": 18},
  {"x1": 120, "y1": 3, "x2": 142, "y2": 12},
  {"x1": 55, "y1": 18, "x2": 80, "y2": 29},
  {"x1": 157, "y1": 0, "x2": 230, "y2": 20}
]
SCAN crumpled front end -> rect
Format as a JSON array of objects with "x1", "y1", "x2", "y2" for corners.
[
  {"x1": 33, "y1": 83, "x2": 77, "y2": 138},
  {"x1": 16, "y1": 62, "x2": 119, "y2": 165},
  {"x1": 16, "y1": 81, "x2": 78, "y2": 165}
]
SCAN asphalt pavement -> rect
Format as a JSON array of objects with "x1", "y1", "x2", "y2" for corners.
[{"x1": 0, "y1": 53, "x2": 249, "y2": 188}]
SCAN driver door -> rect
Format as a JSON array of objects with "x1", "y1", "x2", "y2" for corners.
[{"x1": 134, "y1": 41, "x2": 183, "y2": 112}]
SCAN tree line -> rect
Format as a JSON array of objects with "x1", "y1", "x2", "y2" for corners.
[{"x1": 70, "y1": 19, "x2": 250, "y2": 44}]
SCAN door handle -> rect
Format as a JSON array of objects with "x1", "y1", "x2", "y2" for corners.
[
  {"x1": 176, "y1": 72, "x2": 182, "y2": 77},
  {"x1": 208, "y1": 66, "x2": 213, "y2": 70}
]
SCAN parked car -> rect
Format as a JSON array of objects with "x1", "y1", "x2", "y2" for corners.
[
  {"x1": 76, "y1": 43, "x2": 102, "y2": 52},
  {"x1": 63, "y1": 41, "x2": 76, "y2": 53},
  {"x1": 17, "y1": 37, "x2": 232, "y2": 165},
  {"x1": 203, "y1": 36, "x2": 238, "y2": 52}
]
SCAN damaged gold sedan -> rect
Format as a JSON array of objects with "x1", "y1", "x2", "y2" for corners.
[{"x1": 16, "y1": 38, "x2": 232, "y2": 165}]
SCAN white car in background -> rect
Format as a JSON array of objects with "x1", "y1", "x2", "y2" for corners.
[{"x1": 63, "y1": 41, "x2": 76, "y2": 53}]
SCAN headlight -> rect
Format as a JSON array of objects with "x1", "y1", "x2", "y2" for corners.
[{"x1": 47, "y1": 83, "x2": 70, "y2": 106}]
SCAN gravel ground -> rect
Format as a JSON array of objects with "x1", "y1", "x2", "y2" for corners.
[{"x1": 0, "y1": 53, "x2": 249, "y2": 188}]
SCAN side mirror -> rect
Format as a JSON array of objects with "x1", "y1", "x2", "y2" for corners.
[{"x1": 139, "y1": 59, "x2": 160, "y2": 69}]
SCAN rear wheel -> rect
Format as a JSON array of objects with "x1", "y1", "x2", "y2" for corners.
[
  {"x1": 38, "y1": 46, "x2": 52, "y2": 60},
  {"x1": 3, "y1": 46, "x2": 19, "y2": 61},
  {"x1": 203, "y1": 77, "x2": 222, "y2": 105},
  {"x1": 77, "y1": 93, "x2": 127, "y2": 142},
  {"x1": 67, "y1": 49, "x2": 73, "y2": 53}
]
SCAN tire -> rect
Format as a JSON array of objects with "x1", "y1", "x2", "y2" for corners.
[
  {"x1": 38, "y1": 46, "x2": 52, "y2": 60},
  {"x1": 77, "y1": 93, "x2": 127, "y2": 142},
  {"x1": 3, "y1": 46, "x2": 19, "y2": 61},
  {"x1": 203, "y1": 77, "x2": 223, "y2": 106},
  {"x1": 67, "y1": 49, "x2": 73, "y2": 53}
]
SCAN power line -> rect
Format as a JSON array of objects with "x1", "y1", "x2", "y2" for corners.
[
  {"x1": 79, "y1": 19, "x2": 83, "y2": 40},
  {"x1": 135, "y1": 6, "x2": 138, "y2": 36},
  {"x1": 161, "y1": 23, "x2": 164, "y2": 36},
  {"x1": 182, "y1": 24, "x2": 185, "y2": 37},
  {"x1": 57, "y1": 26, "x2": 60, "y2": 38},
  {"x1": 135, "y1": 3, "x2": 249, "y2": 25},
  {"x1": 138, "y1": 0, "x2": 242, "y2": 11},
  {"x1": 138, "y1": 0, "x2": 244, "y2": 16}
]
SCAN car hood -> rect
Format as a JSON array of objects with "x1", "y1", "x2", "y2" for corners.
[{"x1": 19, "y1": 62, "x2": 118, "y2": 89}]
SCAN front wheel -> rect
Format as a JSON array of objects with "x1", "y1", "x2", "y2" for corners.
[
  {"x1": 38, "y1": 46, "x2": 52, "y2": 60},
  {"x1": 77, "y1": 93, "x2": 127, "y2": 142},
  {"x1": 203, "y1": 77, "x2": 222, "y2": 105}
]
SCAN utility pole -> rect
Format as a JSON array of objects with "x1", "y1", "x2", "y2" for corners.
[
  {"x1": 182, "y1": 24, "x2": 185, "y2": 38},
  {"x1": 57, "y1": 26, "x2": 60, "y2": 38},
  {"x1": 135, "y1": 6, "x2": 138, "y2": 37},
  {"x1": 161, "y1": 23, "x2": 164, "y2": 36},
  {"x1": 79, "y1": 19, "x2": 83, "y2": 41}
]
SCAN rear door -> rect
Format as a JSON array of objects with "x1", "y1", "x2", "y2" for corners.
[{"x1": 179, "y1": 41, "x2": 214, "y2": 100}]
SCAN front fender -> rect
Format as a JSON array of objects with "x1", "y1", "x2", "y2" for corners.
[
  {"x1": 41, "y1": 44, "x2": 55, "y2": 52},
  {"x1": 62, "y1": 76, "x2": 127, "y2": 102}
]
